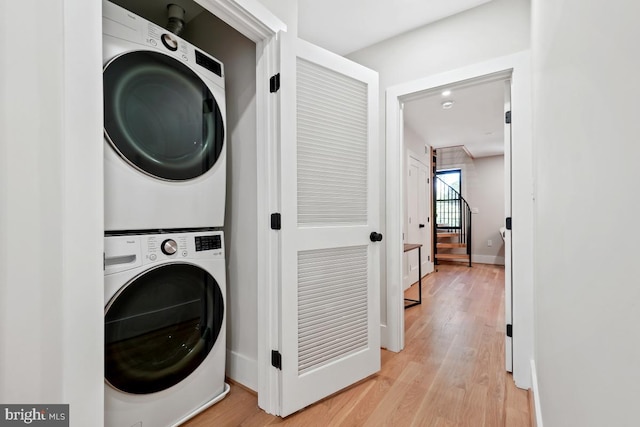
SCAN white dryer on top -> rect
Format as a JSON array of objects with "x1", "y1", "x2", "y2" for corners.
[{"x1": 103, "y1": 1, "x2": 226, "y2": 231}]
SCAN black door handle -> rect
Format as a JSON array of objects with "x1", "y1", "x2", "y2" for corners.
[
  {"x1": 419, "y1": 224, "x2": 425, "y2": 228},
  {"x1": 370, "y1": 232, "x2": 383, "y2": 242}
]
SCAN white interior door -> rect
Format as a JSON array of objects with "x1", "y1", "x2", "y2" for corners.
[
  {"x1": 504, "y1": 79, "x2": 513, "y2": 372},
  {"x1": 404, "y1": 156, "x2": 432, "y2": 290},
  {"x1": 278, "y1": 33, "x2": 381, "y2": 417},
  {"x1": 404, "y1": 161, "x2": 419, "y2": 289},
  {"x1": 417, "y1": 158, "x2": 432, "y2": 275}
]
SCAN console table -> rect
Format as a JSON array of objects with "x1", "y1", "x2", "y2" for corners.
[{"x1": 404, "y1": 243, "x2": 423, "y2": 308}]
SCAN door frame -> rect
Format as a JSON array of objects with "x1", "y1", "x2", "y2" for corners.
[
  {"x1": 504, "y1": 79, "x2": 513, "y2": 373},
  {"x1": 385, "y1": 51, "x2": 534, "y2": 389}
]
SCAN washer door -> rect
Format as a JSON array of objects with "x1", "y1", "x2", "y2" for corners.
[
  {"x1": 103, "y1": 51, "x2": 224, "y2": 181},
  {"x1": 105, "y1": 263, "x2": 224, "y2": 394}
]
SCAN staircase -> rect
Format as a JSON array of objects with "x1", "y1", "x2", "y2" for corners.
[{"x1": 434, "y1": 176, "x2": 472, "y2": 267}]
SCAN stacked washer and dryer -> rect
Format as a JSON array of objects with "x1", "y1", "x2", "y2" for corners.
[{"x1": 102, "y1": 1, "x2": 229, "y2": 426}]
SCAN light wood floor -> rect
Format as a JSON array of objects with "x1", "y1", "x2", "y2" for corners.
[{"x1": 183, "y1": 262, "x2": 531, "y2": 426}]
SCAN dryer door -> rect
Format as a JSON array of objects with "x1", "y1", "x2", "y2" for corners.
[
  {"x1": 103, "y1": 51, "x2": 225, "y2": 181},
  {"x1": 105, "y1": 263, "x2": 224, "y2": 394}
]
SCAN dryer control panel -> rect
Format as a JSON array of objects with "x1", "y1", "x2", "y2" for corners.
[{"x1": 102, "y1": 0, "x2": 225, "y2": 85}]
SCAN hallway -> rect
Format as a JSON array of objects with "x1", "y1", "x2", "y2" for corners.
[{"x1": 184, "y1": 263, "x2": 530, "y2": 426}]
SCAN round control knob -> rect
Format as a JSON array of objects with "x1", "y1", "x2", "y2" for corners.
[
  {"x1": 161, "y1": 239, "x2": 178, "y2": 255},
  {"x1": 161, "y1": 33, "x2": 179, "y2": 51}
]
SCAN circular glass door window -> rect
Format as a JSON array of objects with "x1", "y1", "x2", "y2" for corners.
[
  {"x1": 105, "y1": 263, "x2": 224, "y2": 394},
  {"x1": 103, "y1": 51, "x2": 224, "y2": 181}
]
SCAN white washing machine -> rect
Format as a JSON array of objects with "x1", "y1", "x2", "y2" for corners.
[
  {"x1": 104, "y1": 230, "x2": 229, "y2": 427},
  {"x1": 103, "y1": 0, "x2": 227, "y2": 231}
]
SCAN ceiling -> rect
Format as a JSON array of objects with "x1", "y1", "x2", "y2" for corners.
[
  {"x1": 403, "y1": 79, "x2": 506, "y2": 158},
  {"x1": 297, "y1": 0, "x2": 493, "y2": 55}
]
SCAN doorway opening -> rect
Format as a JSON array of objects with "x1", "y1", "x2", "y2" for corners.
[
  {"x1": 384, "y1": 52, "x2": 534, "y2": 389},
  {"x1": 400, "y1": 73, "x2": 510, "y2": 351}
]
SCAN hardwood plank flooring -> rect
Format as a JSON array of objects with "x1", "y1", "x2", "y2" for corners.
[{"x1": 183, "y1": 263, "x2": 530, "y2": 426}]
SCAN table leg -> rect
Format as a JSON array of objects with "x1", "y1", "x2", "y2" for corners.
[{"x1": 404, "y1": 246, "x2": 422, "y2": 308}]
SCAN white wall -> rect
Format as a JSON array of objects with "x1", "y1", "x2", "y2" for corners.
[
  {"x1": 532, "y1": 0, "x2": 640, "y2": 425},
  {"x1": 438, "y1": 149, "x2": 505, "y2": 264},
  {"x1": 0, "y1": 0, "x2": 104, "y2": 424},
  {"x1": 404, "y1": 125, "x2": 430, "y2": 164},
  {"x1": 347, "y1": 0, "x2": 531, "y2": 331},
  {"x1": 348, "y1": 0, "x2": 531, "y2": 87},
  {"x1": 469, "y1": 155, "x2": 505, "y2": 264},
  {"x1": 183, "y1": 13, "x2": 259, "y2": 391}
]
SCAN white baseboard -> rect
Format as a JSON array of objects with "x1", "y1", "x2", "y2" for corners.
[
  {"x1": 472, "y1": 254, "x2": 505, "y2": 265},
  {"x1": 226, "y1": 349, "x2": 258, "y2": 392},
  {"x1": 530, "y1": 359, "x2": 543, "y2": 427}
]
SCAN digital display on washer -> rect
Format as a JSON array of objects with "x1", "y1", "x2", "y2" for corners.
[{"x1": 195, "y1": 235, "x2": 221, "y2": 251}]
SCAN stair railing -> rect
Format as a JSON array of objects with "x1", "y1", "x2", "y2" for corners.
[{"x1": 434, "y1": 176, "x2": 472, "y2": 266}]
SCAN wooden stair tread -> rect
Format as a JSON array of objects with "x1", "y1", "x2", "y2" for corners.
[
  {"x1": 435, "y1": 253, "x2": 470, "y2": 260},
  {"x1": 437, "y1": 242, "x2": 466, "y2": 248},
  {"x1": 436, "y1": 232, "x2": 460, "y2": 238}
]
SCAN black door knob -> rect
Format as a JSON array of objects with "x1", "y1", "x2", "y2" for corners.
[
  {"x1": 419, "y1": 224, "x2": 425, "y2": 228},
  {"x1": 370, "y1": 232, "x2": 383, "y2": 242}
]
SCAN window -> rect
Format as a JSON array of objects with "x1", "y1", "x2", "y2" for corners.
[{"x1": 435, "y1": 169, "x2": 462, "y2": 229}]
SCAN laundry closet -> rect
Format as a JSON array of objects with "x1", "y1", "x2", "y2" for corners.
[{"x1": 103, "y1": 0, "x2": 261, "y2": 423}]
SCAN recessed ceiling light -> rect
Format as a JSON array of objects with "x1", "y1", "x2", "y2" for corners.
[
  {"x1": 442, "y1": 90, "x2": 451, "y2": 97},
  {"x1": 441, "y1": 100, "x2": 454, "y2": 109}
]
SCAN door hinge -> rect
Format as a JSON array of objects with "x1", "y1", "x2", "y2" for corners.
[
  {"x1": 103, "y1": 252, "x2": 106, "y2": 271},
  {"x1": 271, "y1": 213, "x2": 281, "y2": 230},
  {"x1": 505, "y1": 110, "x2": 512, "y2": 124},
  {"x1": 506, "y1": 217, "x2": 512, "y2": 230},
  {"x1": 271, "y1": 350, "x2": 282, "y2": 370},
  {"x1": 506, "y1": 324, "x2": 513, "y2": 338},
  {"x1": 270, "y1": 73, "x2": 280, "y2": 93}
]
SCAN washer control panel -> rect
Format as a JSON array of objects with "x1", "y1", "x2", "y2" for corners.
[
  {"x1": 104, "y1": 231, "x2": 224, "y2": 275},
  {"x1": 142, "y1": 231, "x2": 224, "y2": 264}
]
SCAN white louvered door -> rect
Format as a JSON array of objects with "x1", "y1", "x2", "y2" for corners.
[{"x1": 279, "y1": 35, "x2": 380, "y2": 417}]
